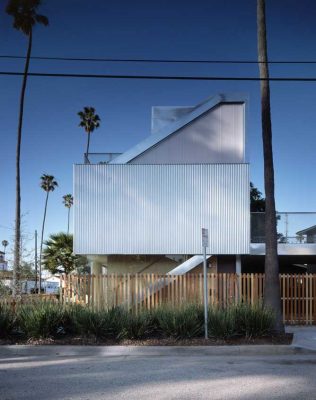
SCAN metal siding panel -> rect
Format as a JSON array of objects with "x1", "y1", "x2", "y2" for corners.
[
  {"x1": 130, "y1": 104, "x2": 244, "y2": 164},
  {"x1": 74, "y1": 164, "x2": 250, "y2": 255}
]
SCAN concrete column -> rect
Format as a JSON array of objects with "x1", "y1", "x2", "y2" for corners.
[
  {"x1": 91, "y1": 260, "x2": 102, "y2": 275},
  {"x1": 90, "y1": 260, "x2": 103, "y2": 308},
  {"x1": 235, "y1": 255, "x2": 242, "y2": 275},
  {"x1": 235, "y1": 255, "x2": 242, "y2": 303}
]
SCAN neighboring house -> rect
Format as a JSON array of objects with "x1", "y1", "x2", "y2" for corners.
[
  {"x1": 0, "y1": 251, "x2": 8, "y2": 271},
  {"x1": 44, "y1": 275, "x2": 60, "y2": 294},
  {"x1": 296, "y1": 225, "x2": 316, "y2": 244},
  {"x1": 73, "y1": 94, "x2": 316, "y2": 275},
  {"x1": 20, "y1": 276, "x2": 60, "y2": 294}
]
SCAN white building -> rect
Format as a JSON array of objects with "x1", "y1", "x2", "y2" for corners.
[
  {"x1": 73, "y1": 94, "x2": 316, "y2": 275},
  {"x1": 0, "y1": 251, "x2": 8, "y2": 271}
]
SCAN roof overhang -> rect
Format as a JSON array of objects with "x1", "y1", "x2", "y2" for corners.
[{"x1": 250, "y1": 243, "x2": 316, "y2": 256}]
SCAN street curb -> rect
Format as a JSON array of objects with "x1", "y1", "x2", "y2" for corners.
[{"x1": 0, "y1": 344, "x2": 314, "y2": 357}]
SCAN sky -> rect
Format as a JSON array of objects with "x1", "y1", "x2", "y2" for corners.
[{"x1": 1, "y1": 0, "x2": 316, "y2": 261}]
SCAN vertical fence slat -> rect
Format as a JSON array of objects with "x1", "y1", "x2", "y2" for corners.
[{"x1": 49, "y1": 273, "x2": 316, "y2": 325}]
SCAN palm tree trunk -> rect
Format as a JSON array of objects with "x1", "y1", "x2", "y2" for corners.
[
  {"x1": 257, "y1": 0, "x2": 283, "y2": 333},
  {"x1": 39, "y1": 191, "x2": 49, "y2": 292},
  {"x1": 86, "y1": 132, "x2": 91, "y2": 163},
  {"x1": 67, "y1": 207, "x2": 70, "y2": 234},
  {"x1": 13, "y1": 30, "x2": 33, "y2": 298}
]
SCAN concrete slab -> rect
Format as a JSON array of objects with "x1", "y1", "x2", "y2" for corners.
[
  {"x1": 287, "y1": 326, "x2": 316, "y2": 351},
  {"x1": 0, "y1": 343, "x2": 313, "y2": 358}
]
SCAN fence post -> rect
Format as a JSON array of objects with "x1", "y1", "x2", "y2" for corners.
[{"x1": 52, "y1": 272, "x2": 316, "y2": 325}]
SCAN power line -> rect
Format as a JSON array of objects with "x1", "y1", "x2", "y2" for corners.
[
  {"x1": 1, "y1": 71, "x2": 316, "y2": 81},
  {"x1": 0, "y1": 224, "x2": 33, "y2": 236},
  {"x1": 2, "y1": 54, "x2": 316, "y2": 64},
  {"x1": 0, "y1": 224, "x2": 14, "y2": 231}
]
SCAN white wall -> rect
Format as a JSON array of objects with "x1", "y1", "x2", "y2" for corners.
[
  {"x1": 74, "y1": 164, "x2": 250, "y2": 256},
  {"x1": 131, "y1": 104, "x2": 245, "y2": 164}
]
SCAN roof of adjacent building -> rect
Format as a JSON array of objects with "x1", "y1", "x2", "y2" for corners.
[
  {"x1": 109, "y1": 93, "x2": 247, "y2": 164},
  {"x1": 296, "y1": 225, "x2": 316, "y2": 235}
]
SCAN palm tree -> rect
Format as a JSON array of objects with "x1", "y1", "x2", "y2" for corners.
[
  {"x1": 2, "y1": 240, "x2": 9, "y2": 256},
  {"x1": 78, "y1": 107, "x2": 101, "y2": 163},
  {"x1": 6, "y1": 0, "x2": 48, "y2": 297},
  {"x1": 257, "y1": 0, "x2": 283, "y2": 333},
  {"x1": 62, "y1": 194, "x2": 74, "y2": 234},
  {"x1": 42, "y1": 232, "x2": 87, "y2": 275},
  {"x1": 39, "y1": 174, "x2": 58, "y2": 291}
]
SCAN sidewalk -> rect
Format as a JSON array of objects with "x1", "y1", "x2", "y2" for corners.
[
  {"x1": 0, "y1": 327, "x2": 315, "y2": 358},
  {"x1": 287, "y1": 325, "x2": 316, "y2": 351},
  {"x1": 0, "y1": 342, "x2": 313, "y2": 358}
]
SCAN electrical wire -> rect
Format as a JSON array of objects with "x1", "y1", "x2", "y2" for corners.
[
  {"x1": 1, "y1": 71, "x2": 316, "y2": 81},
  {"x1": 2, "y1": 54, "x2": 316, "y2": 64}
]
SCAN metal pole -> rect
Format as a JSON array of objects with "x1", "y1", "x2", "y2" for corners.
[
  {"x1": 285, "y1": 213, "x2": 288, "y2": 242},
  {"x1": 203, "y1": 245, "x2": 208, "y2": 339},
  {"x1": 34, "y1": 230, "x2": 38, "y2": 292}
]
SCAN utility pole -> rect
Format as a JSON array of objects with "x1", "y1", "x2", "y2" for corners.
[
  {"x1": 202, "y1": 228, "x2": 209, "y2": 339},
  {"x1": 34, "y1": 230, "x2": 38, "y2": 292}
]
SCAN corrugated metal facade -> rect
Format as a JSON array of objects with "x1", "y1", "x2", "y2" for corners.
[
  {"x1": 74, "y1": 164, "x2": 250, "y2": 255},
  {"x1": 130, "y1": 104, "x2": 245, "y2": 164}
]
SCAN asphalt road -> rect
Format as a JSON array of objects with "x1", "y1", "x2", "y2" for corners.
[{"x1": 1, "y1": 346, "x2": 316, "y2": 400}]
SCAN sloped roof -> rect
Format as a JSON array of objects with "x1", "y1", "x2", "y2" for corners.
[
  {"x1": 110, "y1": 93, "x2": 247, "y2": 164},
  {"x1": 296, "y1": 225, "x2": 316, "y2": 235}
]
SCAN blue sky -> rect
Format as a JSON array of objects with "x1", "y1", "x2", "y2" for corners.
[{"x1": 1, "y1": 0, "x2": 316, "y2": 257}]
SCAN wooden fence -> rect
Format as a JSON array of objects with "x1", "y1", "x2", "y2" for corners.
[
  {"x1": 60, "y1": 273, "x2": 316, "y2": 325},
  {"x1": 0, "y1": 294, "x2": 59, "y2": 307}
]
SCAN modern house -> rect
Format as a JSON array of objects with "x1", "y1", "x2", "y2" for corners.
[{"x1": 73, "y1": 94, "x2": 316, "y2": 275}]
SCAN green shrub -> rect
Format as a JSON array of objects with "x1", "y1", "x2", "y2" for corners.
[
  {"x1": 207, "y1": 303, "x2": 275, "y2": 339},
  {"x1": 17, "y1": 303, "x2": 67, "y2": 339},
  {"x1": 68, "y1": 306, "x2": 108, "y2": 339},
  {"x1": 107, "y1": 307, "x2": 129, "y2": 339},
  {"x1": 234, "y1": 303, "x2": 274, "y2": 338},
  {"x1": 62, "y1": 304, "x2": 84, "y2": 336},
  {"x1": 0, "y1": 304, "x2": 15, "y2": 338},
  {"x1": 70, "y1": 306, "x2": 129, "y2": 340},
  {"x1": 154, "y1": 304, "x2": 204, "y2": 339},
  {"x1": 3, "y1": 301, "x2": 275, "y2": 341},
  {"x1": 208, "y1": 306, "x2": 237, "y2": 339},
  {"x1": 126, "y1": 311, "x2": 154, "y2": 340}
]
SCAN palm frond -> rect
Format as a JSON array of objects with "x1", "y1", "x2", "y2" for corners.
[
  {"x1": 35, "y1": 14, "x2": 48, "y2": 26},
  {"x1": 77, "y1": 106, "x2": 101, "y2": 135},
  {"x1": 63, "y1": 194, "x2": 74, "y2": 208},
  {"x1": 42, "y1": 232, "x2": 87, "y2": 274},
  {"x1": 40, "y1": 174, "x2": 58, "y2": 192},
  {"x1": 6, "y1": 0, "x2": 48, "y2": 35}
]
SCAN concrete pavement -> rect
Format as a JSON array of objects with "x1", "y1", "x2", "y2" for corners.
[
  {"x1": 1, "y1": 345, "x2": 316, "y2": 400},
  {"x1": 287, "y1": 325, "x2": 316, "y2": 351},
  {"x1": 1, "y1": 327, "x2": 316, "y2": 399},
  {"x1": 0, "y1": 343, "x2": 310, "y2": 358}
]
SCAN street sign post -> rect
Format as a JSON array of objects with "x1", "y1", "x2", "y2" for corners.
[{"x1": 202, "y1": 228, "x2": 209, "y2": 339}]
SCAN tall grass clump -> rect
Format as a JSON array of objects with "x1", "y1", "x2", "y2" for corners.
[
  {"x1": 73, "y1": 307, "x2": 112, "y2": 339},
  {"x1": 0, "y1": 304, "x2": 15, "y2": 338},
  {"x1": 125, "y1": 311, "x2": 155, "y2": 339},
  {"x1": 234, "y1": 303, "x2": 275, "y2": 338},
  {"x1": 71, "y1": 306, "x2": 129, "y2": 340},
  {"x1": 17, "y1": 303, "x2": 67, "y2": 339},
  {"x1": 207, "y1": 306, "x2": 236, "y2": 339},
  {"x1": 154, "y1": 303, "x2": 204, "y2": 339},
  {"x1": 208, "y1": 303, "x2": 275, "y2": 339},
  {"x1": 2, "y1": 300, "x2": 275, "y2": 341}
]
